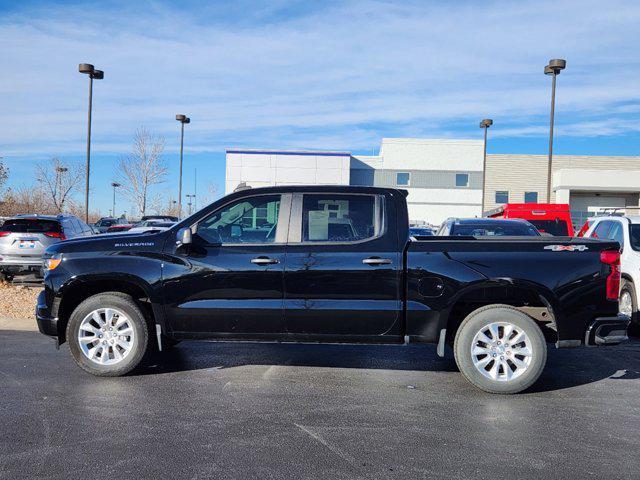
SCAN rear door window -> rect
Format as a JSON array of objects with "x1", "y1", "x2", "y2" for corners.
[
  {"x1": 62, "y1": 218, "x2": 77, "y2": 236},
  {"x1": 300, "y1": 194, "x2": 381, "y2": 243},
  {"x1": 607, "y1": 221, "x2": 624, "y2": 248}
]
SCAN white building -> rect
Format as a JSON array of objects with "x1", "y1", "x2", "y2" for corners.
[
  {"x1": 226, "y1": 139, "x2": 640, "y2": 228},
  {"x1": 225, "y1": 149, "x2": 351, "y2": 194},
  {"x1": 352, "y1": 138, "x2": 483, "y2": 224},
  {"x1": 225, "y1": 139, "x2": 483, "y2": 225}
]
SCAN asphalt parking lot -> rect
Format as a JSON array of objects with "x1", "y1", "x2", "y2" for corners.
[{"x1": 1, "y1": 330, "x2": 639, "y2": 480}]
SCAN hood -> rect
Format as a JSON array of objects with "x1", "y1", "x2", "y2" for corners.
[{"x1": 45, "y1": 230, "x2": 172, "y2": 255}]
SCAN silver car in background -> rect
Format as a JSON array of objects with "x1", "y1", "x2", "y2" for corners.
[{"x1": 0, "y1": 214, "x2": 94, "y2": 280}]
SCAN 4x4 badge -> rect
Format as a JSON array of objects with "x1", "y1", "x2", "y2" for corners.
[{"x1": 544, "y1": 245, "x2": 589, "y2": 252}]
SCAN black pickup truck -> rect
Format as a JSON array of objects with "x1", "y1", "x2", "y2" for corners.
[{"x1": 36, "y1": 186, "x2": 629, "y2": 393}]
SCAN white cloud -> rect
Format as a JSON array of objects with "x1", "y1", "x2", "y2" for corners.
[{"x1": 0, "y1": 0, "x2": 639, "y2": 157}]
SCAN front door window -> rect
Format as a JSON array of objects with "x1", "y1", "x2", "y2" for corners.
[{"x1": 197, "y1": 195, "x2": 281, "y2": 244}]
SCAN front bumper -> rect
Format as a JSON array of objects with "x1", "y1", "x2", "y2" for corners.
[
  {"x1": 35, "y1": 290, "x2": 58, "y2": 338},
  {"x1": 585, "y1": 315, "x2": 630, "y2": 346}
]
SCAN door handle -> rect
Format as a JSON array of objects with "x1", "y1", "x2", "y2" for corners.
[
  {"x1": 362, "y1": 257, "x2": 392, "y2": 266},
  {"x1": 251, "y1": 256, "x2": 280, "y2": 265}
]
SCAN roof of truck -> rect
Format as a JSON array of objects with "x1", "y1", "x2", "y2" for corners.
[{"x1": 228, "y1": 185, "x2": 408, "y2": 195}]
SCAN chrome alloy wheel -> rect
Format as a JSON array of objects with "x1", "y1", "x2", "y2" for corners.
[
  {"x1": 77, "y1": 308, "x2": 135, "y2": 366},
  {"x1": 470, "y1": 322, "x2": 533, "y2": 382},
  {"x1": 620, "y1": 290, "x2": 633, "y2": 317}
]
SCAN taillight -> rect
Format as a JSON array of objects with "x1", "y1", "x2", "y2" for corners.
[
  {"x1": 600, "y1": 250, "x2": 621, "y2": 301},
  {"x1": 0, "y1": 231, "x2": 10, "y2": 237},
  {"x1": 44, "y1": 232, "x2": 66, "y2": 240}
]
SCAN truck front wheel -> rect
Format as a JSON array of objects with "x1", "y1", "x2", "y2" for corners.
[
  {"x1": 66, "y1": 293, "x2": 149, "y2": 376},
  {"x1": 454, "y1": 305, "x2": 547, "y2": 394}
]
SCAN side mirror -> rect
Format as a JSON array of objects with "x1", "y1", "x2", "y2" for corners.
[{"x1": 176, "y1": 227, "x2": 192, "y2": 246}]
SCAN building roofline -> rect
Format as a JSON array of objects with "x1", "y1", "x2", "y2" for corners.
[
  {"x1": 226, "y1": 148, "x2": 351, "y2": 156},
  {"x1": 381, "y1": 138, "x2": 483, "y2": 146},
  {"x1": 487, "y1": 153, "x2": 640, "y2": 160}
]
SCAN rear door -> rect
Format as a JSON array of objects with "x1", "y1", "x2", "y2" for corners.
[{"x1": 283, "y1": 191, "x2": 402, "y2": 338}]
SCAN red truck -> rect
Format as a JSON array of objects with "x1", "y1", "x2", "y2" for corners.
[{"x1": 485, "y1": 203, "x2": 574, "y2": 236}]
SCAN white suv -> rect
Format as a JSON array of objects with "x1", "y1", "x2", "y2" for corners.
[{"x1": 582, "y1": 215, "x2": 640, "y2": 326}]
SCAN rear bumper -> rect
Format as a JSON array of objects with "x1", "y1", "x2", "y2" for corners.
[
  {"x1": 35, "y1": 290, "x2": 58, "y2": 337},
  {"x1": 0, "y1": 256, "x2": 43, "y2": 272},
  {"x1": 585, "y1": 315, "x2": 630, "y2": 346}
]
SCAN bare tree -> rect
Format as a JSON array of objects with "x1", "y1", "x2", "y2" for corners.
[
  {"x1": 199, "y1": 182, "x2": 219, "y2": 207},
  {"x1": 0, "y1": 160, "x2": 8, "y2": 191},
  {"x1": 35, "y1": 157, "x2": 83, "y2": 213},
  {"x1": 149, "y1": 193, "x2": 180, "y2": 217},
  {"x1": 0, "y1": 186, "x2": 54, "y2": 216},
  {"x1": 116, "y1": 127, "x2": 167, "y2": 217}
]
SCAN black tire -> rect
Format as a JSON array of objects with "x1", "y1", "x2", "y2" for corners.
[
  {"x1": 0, "y1": 272, "x2": 14, "y2": 282},
  {"x1": 454, "y1": 304, "x2": 547, "y2": 394},
  {"x1": 620, "y1": 279, "x2": 638, "y2": 323},
  {"x1": 620, "y1": 280, "x2": 639, "y2": 335},
  {"x1": 66, "y1": 292, "x2": 149, "y2": 377}
]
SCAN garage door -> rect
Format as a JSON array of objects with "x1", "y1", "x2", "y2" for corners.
[{"x1": 570, "y1": 194, "x2": 627, "y2": 226}]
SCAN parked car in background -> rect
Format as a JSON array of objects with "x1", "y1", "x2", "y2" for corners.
[
  {"x1": 126, "y1": 221, "x2": 176, "y2": 234},
  {"x1": 140, "y1": 215, "x2": 179, "y2": 222},
  {"x1": 437, "y1": 218, "x2": 541, "y2": 237},
  {"x1": 0, "y1": 214, "x2": 93, "y2": 280},
  {"x1": 94, "y1": 217, "x2": 129, "y2": 234},
  {"x1": 485, "y1": 204, "x2": 574, "y2": 236},
  {"x1": 409, "y1": 226, "x2": 434, "y2": 237},
  {"x1": 105, "y1": 223, "x2": 135, "y2": 234},
  {"x1": 581, "y1": 214, "x2": 640, "y2": 329}
]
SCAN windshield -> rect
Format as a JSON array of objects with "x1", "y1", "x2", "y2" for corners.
[
  {"x1": 451, "y1": 221, "x2": 540, "y2": 237},
  {"x1": 528, "y1": 219, "x2": 569, "y2": 236},
  {"x1": 1, "y1": 218, "x2": 61, "y2": 233}
]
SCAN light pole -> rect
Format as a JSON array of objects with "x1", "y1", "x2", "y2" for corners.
[
  {"x1": 55, "y1": 166, "x2": 68, "y2": 213},
  {"x1": 544, "y1": 58, "x2": 566, "y2": 202},
  {"x1": 111, "y1": 182, "x2": 121, "y2": 217},
  {"x1": 186, "y1": 194, "x2": 195, "y2": 215},
  {"x1": 175, "y1": 114, "x2": 191, "y2": 219},
  {"x1": 79, "y1": 64, "x2": 104, "y2": 223},
  {"x1": 479, "y1": 119, "x2": 493, "y2": 214}
]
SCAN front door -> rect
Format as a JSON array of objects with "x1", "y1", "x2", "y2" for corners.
[
  {"x1": 163, "y1": 193, "x2": 290, "y2": 336},
  {"x1": 283, "y1": 192, "x2": 402, "y2": 339}
]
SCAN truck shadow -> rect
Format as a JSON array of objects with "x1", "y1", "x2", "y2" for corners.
[{"x1": 138, "y1": 339, "x2": 640, "y2": 393}]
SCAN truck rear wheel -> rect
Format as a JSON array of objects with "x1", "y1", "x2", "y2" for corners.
[
  {"x1": 454, "y1": 305, "x2": 547, "y2": 394},
  {"x1": 66, "y1": 293, "x2": 149, "y2": 376}
]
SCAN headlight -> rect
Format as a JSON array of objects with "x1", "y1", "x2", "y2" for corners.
[{"x1": 43, "y1": 254, "x2": 63, "y2": 271}]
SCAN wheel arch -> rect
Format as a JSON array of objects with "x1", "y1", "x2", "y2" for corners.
[
  {"x1": 442, "y1": 279, "x2": 560, "y2": 345},
  {"x1": 55, "y1": 274, "x2": 163, "y2": 345}
]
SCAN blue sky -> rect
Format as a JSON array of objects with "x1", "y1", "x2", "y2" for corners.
[{"x1": 1, "y1": 0, "x2": 639, "y2": 215}]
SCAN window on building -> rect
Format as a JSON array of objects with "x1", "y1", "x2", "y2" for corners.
[
  {"x1": 455, "y1": 173, "x2": 469, "y2": 187},
  {"x1": 396, "y1": 172, "x2": 410, "y2": 186},
  {"x1": 524, "y1": 192, "x2": 538, "y2": 204},
  {"x1": 495, "y1": 191, "x2": 509, "y2": 204}
]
